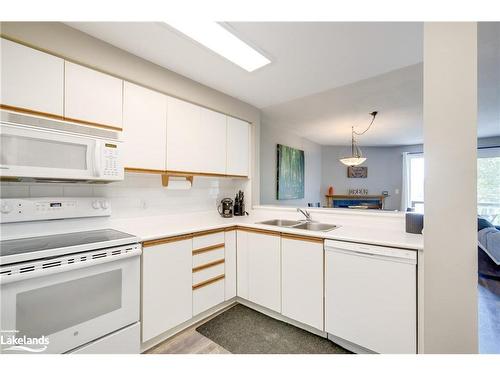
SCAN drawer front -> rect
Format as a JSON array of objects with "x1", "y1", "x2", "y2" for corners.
[
  {"x1": 192, "y1": 263, "x2": 225, "y2": 285},
  {"x1": 193, "y1": 231, "x2": 225, "y2": 250},
  {"x1": 193, "y1": 278, "x2": 225, "y2": 316},
  {"x1": 193, "y1": 247, "x2": 225, "y2": 267}
]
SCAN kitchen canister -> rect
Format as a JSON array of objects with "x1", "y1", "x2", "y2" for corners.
[{"x1": 405, "y1": 212, "x2": 424, "y2": 234}]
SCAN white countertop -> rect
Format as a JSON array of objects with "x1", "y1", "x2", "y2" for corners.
[{"x1": 1, "y1": 207, "x2": 423, "y2": 250}]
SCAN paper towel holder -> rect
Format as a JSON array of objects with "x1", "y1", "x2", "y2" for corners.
[{"x1": 161, "y1": 173, "x2": 194, "y2": 188}]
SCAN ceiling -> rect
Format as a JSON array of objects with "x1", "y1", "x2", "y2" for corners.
[
  {"x1": 262, "y1": 63, "x2": 424, "y2": 146},
  {"x1": 66, "y1": 22, "x2": 423, "y2": 109},
  {"x1": 66, "y1": 22, "x2": 499, "y2": 146}
]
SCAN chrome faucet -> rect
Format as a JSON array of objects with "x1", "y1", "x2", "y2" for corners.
[{"x1": 297, "y1": 208, "x2": 313, "y2": 222}]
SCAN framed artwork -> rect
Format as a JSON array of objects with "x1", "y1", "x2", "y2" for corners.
[
  {"x1": 277, "y1": 144, "x2": 305, "y2": 200},
  {"x1": 347, "y1": 166, "x2": 368, "y2": 178}
]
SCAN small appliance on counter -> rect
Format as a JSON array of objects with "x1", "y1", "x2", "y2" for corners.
[
  {"x1": 233, "y1": 190, "x2": 248, "y2": 216},
  {"x1": 218, "y1": 198, "x2": 234, "y2": 218},
  {"x1": 405, "y1": 211, "x2": 424, "y2": 234}
]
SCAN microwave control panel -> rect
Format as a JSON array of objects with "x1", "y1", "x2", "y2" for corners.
[
  {"x1": 0, "y1": 198, "x2": 111, "y2": 223},
  {"x1": 102, "y1": 142, "x2": 123, "y2": 179}
]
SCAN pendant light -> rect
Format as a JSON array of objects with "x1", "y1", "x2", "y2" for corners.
[{"x1": 339, "y1": 111, "x2": 378, "y2": 166}]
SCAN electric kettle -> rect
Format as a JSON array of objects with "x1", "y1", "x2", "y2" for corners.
[{"x1": 218, "y1": 198, "x2": 234, "y2": 218}]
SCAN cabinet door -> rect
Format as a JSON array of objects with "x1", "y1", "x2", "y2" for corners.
[
  {"x1": 236, "y1": 230, "x2": 250, "y2": 300},
  {"x1": 142, "y1": 239, "x2": 193, "y2": 342},
  {"x1": 166, "y1": 97, "x2": 226, "y2": 174},
  {"x1": 64, "y1": 61, "x2": 123, "y2": 128},
  {"x1": 166, "y1": 97, "x2": 201, "y2": 172},
  {"x1": 224, "y1": 230, "x2": 237, "y2": 300},
  {"x1": 247, "y1": 231, "x2": 281, "y2": 313},
  {"x1": 282, "y1": 237, "x2": 324, "y2": 330},
  {"x1": 199, "y1": 107, "x2": 227, "y2": 174},
  {"x1": 1, "y1": 38, "x2": 64, "y2": 115},
  {"x1": 122, "y1": 82, "x2": 167, "y2": 170},
  {"x1": 226, "y1": 116, "x2": 250, "y2": 176}
]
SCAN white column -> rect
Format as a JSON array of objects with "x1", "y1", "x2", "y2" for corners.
[{"x1": 423, "y1": 22, "x2": 478, "y2": 353}]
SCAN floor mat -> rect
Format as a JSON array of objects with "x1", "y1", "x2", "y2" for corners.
[{"x1": 196, "y1": 304, "x2": 351, "y2": 354}]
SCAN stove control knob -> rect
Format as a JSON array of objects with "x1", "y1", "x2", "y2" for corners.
[
  {"x1": 100, "y1": 200, "x2": 110, "y2": 209},
  {"x1": 1, "y1": 202, "x2": 12, "y2": 214},
  {"x1": 92, "y1": 200, "x2": 101, "y2": 209}
]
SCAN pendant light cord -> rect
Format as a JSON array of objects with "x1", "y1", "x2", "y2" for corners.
[{"x1": 353, "y1": 111, "x2": 378, "y2": 136}]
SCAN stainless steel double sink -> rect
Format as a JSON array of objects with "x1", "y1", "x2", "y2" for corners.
[{"x1": 257, "y1": 219, "x2": 338, "y2": 232}]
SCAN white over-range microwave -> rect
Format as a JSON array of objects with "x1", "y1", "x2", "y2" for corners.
[{"x1": 0, "y1": 111, "x2": 124, "y2": 183}]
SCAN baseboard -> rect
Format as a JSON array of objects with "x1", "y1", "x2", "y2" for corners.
[
  {"x1": 140, "y1": 298, "x2": 237, "y2": 353},
  {"x1": 327, "y1": 333, "x2": 375, "y2": 354}
]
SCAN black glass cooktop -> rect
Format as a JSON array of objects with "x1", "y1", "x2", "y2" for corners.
[{"x1": 0, "y1": 229, "x2": 136, "y2": 258}]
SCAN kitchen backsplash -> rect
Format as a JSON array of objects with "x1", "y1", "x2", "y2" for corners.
[{"x1": 0, "y1": 173, "x2": 247, "y2": 218}]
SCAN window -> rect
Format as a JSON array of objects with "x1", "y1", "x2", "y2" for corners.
[
  {"x1": 403, "y1": 147, "x2": 500, "y2": 223},
  {"x1": 402, "y1": 152, "x2": 424, "y2": 213},
  {"x1": 477, "y1": 147, "x2": 500, "y2": 225}
]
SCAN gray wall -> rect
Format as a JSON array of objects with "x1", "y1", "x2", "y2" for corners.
[
  {"x1": 260, "y1": 130, "x2": 500, "y2": 210},
  {"x1": 321, "y1": 144, "x2": 422, "y2": 210},
  {"x1": 260, "y1": 123, "x2": 322, "y2": 206},
  {"x1": 321, "y1": 136, "x2": 500, "y2": 211}
]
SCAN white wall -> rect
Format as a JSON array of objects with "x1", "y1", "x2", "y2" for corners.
[
  {"x1": 0, "y1": 174, "x2": 246, "y2": 218},
  {"x1": 260, "y1": 123, "x2": 322, "y2": 206},
  {"x1": 423, "y1": 22, "x2": 478, "y2": 353},
  {"x1": 0, "y1": 21, "x2": 262, "y2": 208}
]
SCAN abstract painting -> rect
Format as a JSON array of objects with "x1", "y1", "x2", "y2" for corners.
[{"x1": 277, "y1": 144, "x2": 305, "y2": 200}]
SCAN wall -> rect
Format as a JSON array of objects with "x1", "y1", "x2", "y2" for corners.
[
  {"x1": 423, "y1": 22, "x2": 478, "y2": 354},
  {"x1": 0, "y1": 21, "x2": 262, "y2": 209},
  {"x1": 321, "y1": 144, "x2": 422, "y2": 210},
  {"x1": 0, "y1": 174, "x2": 246, "y2": 219},
  {"x1": 260, "y1": 123, "x2": 322, "y2": 206},
  {"x1": 321, "y1": 136, "x2": 500, "y2": 211}
]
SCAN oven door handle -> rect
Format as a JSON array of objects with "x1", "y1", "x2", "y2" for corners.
[{"x1": 0, "y1": 247, "x2": 142, "y2": 285}]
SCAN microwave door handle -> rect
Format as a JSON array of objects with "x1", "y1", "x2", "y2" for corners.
[{"x1": 93, "y1": 141, "x2": 103, "y2": 177}]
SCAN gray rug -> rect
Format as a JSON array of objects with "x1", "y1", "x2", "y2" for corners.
[{"x1": 196, "y1": 304, "x2": 351, "y2": 354}]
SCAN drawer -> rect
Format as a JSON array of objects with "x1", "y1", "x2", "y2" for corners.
[
  {"x1": 193, "y1": 247, "x2": 225, "y2": 267},
  {"x1": 193, "y1": 278, "x2": 225, "y2": 316},
  {"x1": 193, "y1": 263, "x2": 225, "y2": 285},
  {"x1": 193, "y1": 231, "x2": 225, "y2": 250}
]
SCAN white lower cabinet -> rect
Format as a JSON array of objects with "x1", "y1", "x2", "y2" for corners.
[
  {"x1": 142, "y1": 238, "x2": 193, "y2": 342},
  {"x1": 224, "y1": 229, "x2": 237, "y2": 300},
  {"x1": 193, "y1": 279, "x2": 225, "y2": 316},
  {"x1": 237, "y1": 230, "x2": 281, "y2": 313},
  {"x1": 281, "y1": 236, "x2": 324, "y2": 330}
]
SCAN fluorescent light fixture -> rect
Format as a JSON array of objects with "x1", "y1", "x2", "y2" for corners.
[{"x1": 165, "y1": 21, "x2": 270, "y2": 72}]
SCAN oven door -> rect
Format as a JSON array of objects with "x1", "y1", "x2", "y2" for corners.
[
  {"x1": 0, "y1": 123, "x2": 101, "y2": 181},
  {"x1": 0, "y1": 245, "x2": 141, "y2": 354}
]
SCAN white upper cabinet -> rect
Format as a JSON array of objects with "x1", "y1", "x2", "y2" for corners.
[
  {"x1": 1, "y1": 38, "x2": 64, "y2": 115},
  {"x1": 199, "y1": 107, "x2": 227, "y2": 174},
  {"x1": 281, "y1": 237, "x2": 324, "y2": 330},
  {"x1": 122, "y1": 82, "x2": 167, "y2": 171},
  {"x1": 64, "y1": 61, "x2": 123, "y2": 128},
  {"x1": 166, "y1": 97, "x2": 201, "y2": 172},
  {"x1": 226, "y1": 116, "x2": 250, "y2": 176},
  {"x1": 166, "y1": 97, "x2": 226, "y2": 174}
]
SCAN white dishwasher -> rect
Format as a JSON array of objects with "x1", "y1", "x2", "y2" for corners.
[{"x1": 325, "y1": 239, "x2": 417, "y2": 354}]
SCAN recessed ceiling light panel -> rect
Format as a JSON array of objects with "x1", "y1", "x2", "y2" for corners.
[{"x1": 165, "y1": 21, "x2": 271, "y2": 72}]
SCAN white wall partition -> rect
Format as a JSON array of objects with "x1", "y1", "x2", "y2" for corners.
[{"x1": 423, "y1": 22, "x2": 478, "y2": 353}]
